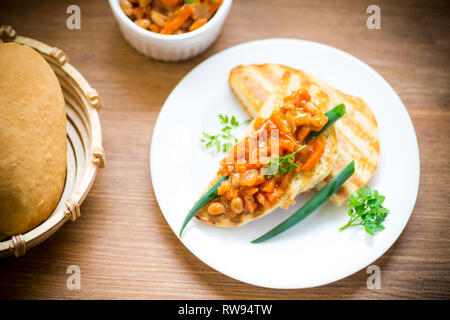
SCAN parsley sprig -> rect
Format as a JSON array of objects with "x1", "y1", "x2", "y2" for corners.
[
  {"x1": 262, "y1": 146, "x2": 306, "y2": 178},
  {"x1": 201, "y1": 115, "x2": 250, "y2": 153},
  {"x1": 340, "y1": 186, "x2": 389, "y2": 236}
]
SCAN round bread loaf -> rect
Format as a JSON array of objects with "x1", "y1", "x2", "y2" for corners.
[{"x1": 0, "y1": 42, "x2": 67, "y2": 236}]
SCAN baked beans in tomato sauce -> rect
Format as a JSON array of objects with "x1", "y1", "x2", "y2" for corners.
[
  {"x1": 207, "y1": 89, "x2": 329, "y2": 218},
  {"x1": 120, "y1": 0, "x2": 223, "y2": 35}
]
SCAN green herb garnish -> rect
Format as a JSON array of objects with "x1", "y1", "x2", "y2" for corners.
[
  {"x1": 339, "y1": 186, "x2": 389, "y2": 236},
  {"x1": 262, "y1": 146, "x2": 306, "y2": 178},
  {"x1": 201, "y1": 115, "x2": 249, "y2": 153}
]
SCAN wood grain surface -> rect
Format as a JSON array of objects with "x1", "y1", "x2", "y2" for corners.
[{"x1": 0, "y1": 0, "x2": 449, "y2": 299}]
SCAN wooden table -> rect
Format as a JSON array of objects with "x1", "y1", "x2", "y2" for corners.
[{"x1": 0, "y1": 0, "x2": 449, "y2": 299}]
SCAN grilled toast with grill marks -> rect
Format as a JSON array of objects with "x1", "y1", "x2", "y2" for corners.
[
  {"x1": 195, "y1": 71, "x2": 338, "y2": 227},
  {"x1": 229, "y1": 64, "x2": 380, "y2": 205}
]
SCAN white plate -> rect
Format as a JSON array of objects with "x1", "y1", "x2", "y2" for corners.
[{"x1": 150, "y1": 39, "x2": 420, "y2": 289}]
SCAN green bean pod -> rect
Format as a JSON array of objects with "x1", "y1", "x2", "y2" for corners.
[{"x1": 251, "y1": 160, "x2": 355, "y2": 243}]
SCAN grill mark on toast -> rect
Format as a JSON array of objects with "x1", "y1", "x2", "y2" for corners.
[
  {"x1": 242, "y1": 75, "x2": 270, "y2": 107},
  {"x1": 335, "y1": 126, "x2": 378, "y2": 177},
  {"x1": 259, "y1": 64, "x2": 285, "y2": 87}
]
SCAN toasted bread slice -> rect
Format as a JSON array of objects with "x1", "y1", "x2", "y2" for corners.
[
  {"x1": 229, "y1": 64, "x2": 380, "y2": 205},
  {"x1": 195, "y1": 71, "x2": 338, "y2": 227}
]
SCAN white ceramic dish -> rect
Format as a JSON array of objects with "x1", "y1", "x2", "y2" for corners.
[
  {"x1": 109, "y1": 0, "x2": 232, "y2": 61},
  {"x1": 150, "y1": 39, "x2": 420, "y2": 289}
]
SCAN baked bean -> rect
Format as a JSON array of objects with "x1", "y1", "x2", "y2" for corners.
[
  {"x1": 241, "y1": 169, "x2": 258, "y2": 186},
  {"x1": 135, "y1": 18, "x2": 151, "y2": 29},
  {"x1": 289, "y1": 110, "x2": 310, "y2": 126},
  {"x1": 304, "y1": 102, "x2": 319, "y2": 114},
  {"x1": 230, "y1": 197, "x2": 244, "y2": 214},
  {"x1": 139, "y1": 0, "x2": 152, "y2": 8},
  {"x1": 134, "y1": 7, "x2": 145, "y2": 19},
  {"x1": 207, "y1": 202, "x2": 225, "y2": 215},
  {"x1": 231, "y1": 173, "x2": 241, "y2": 188},
  {"x1": 120, "y1": 0, "x2": 134, "y2": 17},
  {"x1": 150, "y1": 9, "x2": 167, "y2": 27}
]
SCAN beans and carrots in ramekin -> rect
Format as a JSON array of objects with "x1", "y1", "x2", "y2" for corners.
[{"x1": 120, "y1": 0, "x2": 223, "y2": 35}]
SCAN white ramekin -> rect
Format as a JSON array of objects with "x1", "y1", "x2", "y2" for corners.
[{"x1": 109, "y1": 0, "x2": 232, "y2": 61}]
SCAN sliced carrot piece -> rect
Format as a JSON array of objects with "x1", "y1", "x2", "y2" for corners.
[
  {"x1": 189, "y1": 17, "x2": 208, "y2": 31},
  {"x1": 149, "y1": 23, "x2": 161, "y2": 33},
  {"x1": 254, "y1": 174, "x2": 266, "y2": 185},
  {"x1": 270, "y1": 111, "x2": 291, "y2": 134},
  {"x1": 279, "y1": 171, "x2": 293, "y2": 190},
  {"x1": 243, "y1": 195, "x2": 257, "y2": 213},
  {"x1": 208, "y1": 0, "x2": 223, "y2": 15},
  {"x1": 161, "y1": 5, "x2": 193, "y2": 35},
  {"x1": 284, "y1": 133, "x2": 298, "y2": 147},
  {"x1": 261, "y1": 178, "x2": 275, "y2": 193},
  {"x1": 296, "y1": 126, "x2": 311, "y2": 144},
  {"x1": 245, "y1": 163, "x2": 258, "y2": 170},
  {"x1": 279, "y1": 137, "x2": 296, "y2": 153},
  {"x1": 243, "y1": 187, "x2": 259, "y2": 197},
  {"x1": 161, "y1": 0, "x2": 180, "y2": 5},
  {"x1": 301, "y1": 137, "x2": 327, "y2": 171},
  {"x1": 266, "y1": 187, "x2": 284, "y2": 203},
  {"x1": 256, "y1": 192, "x2": 271, "y2": 209}
]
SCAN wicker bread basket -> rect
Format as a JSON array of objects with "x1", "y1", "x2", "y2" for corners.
[{"x1": 0, "y1": 26, "x2": 105, "y2": 258}]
